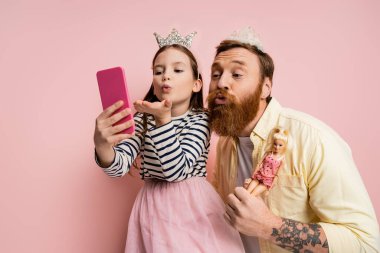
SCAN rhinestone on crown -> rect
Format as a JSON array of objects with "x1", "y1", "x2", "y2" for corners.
[
  {"x1": 227, "y1": 26, "x2": 264, "y2": 52},
  {"x1": 154, "y1": 28, "x2": 197, "y2": 49}
]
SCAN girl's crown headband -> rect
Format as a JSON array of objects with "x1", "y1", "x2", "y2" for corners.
[{"x1": 154, "y1": 28, "x2": 197, "y2": 49}]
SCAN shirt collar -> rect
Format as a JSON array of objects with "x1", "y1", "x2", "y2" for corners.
[{"x1": 250, "y1": 98, "x2": 282, "y2": 141}]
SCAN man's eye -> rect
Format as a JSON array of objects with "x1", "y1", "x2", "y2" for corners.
[
  {"x1": 233, "y1": 73, "x2": 242, "y2": 78},
  {"x1": 212, "y1": 72, "x2": 220, "y2": 78}
]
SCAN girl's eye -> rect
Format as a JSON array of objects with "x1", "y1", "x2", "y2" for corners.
[
  {"x1": 154, "y1": 70, "x2": 163, "y2": 75},
  {"x1": 174, "y1": 69, "x2": 184, "y2": 73}
]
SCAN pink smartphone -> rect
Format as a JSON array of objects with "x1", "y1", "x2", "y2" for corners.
[{"x1": 96, "y1": 66, "x2": 135, "y2": 134}]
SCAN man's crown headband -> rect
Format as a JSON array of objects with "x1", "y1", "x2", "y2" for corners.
[
  {"x1": 154, "y1": 28, "x2": 197, "y2": 49},
  {"x1": 226, "y1": 26, "x2": 264, "y2": 52}
]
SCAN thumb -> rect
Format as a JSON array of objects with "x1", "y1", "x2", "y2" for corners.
[{"x1": 163, "y1": 99, "x2": 172, "y2": 108}]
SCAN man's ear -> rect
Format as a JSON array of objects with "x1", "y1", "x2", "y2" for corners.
[
  {"x1": 261, "y1": 77, "x2": 272, "y2": 99},
  {"x1": 192, "y1": 79, "x2": 203, "y2": 93}
]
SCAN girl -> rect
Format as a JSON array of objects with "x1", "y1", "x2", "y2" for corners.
[
  {"x1": 94, "y1": 29, "x2": 244, "y2": 253},
  {"x1": 244, "y1": 127, "x2": 289, "y2": 196}
]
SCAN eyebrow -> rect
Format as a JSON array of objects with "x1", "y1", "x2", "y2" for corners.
[
  {"x1": 211, "y1": 62, "x2": 220, "y2": 69},
  {"x1": 212, "y1": 60, "x2": 247, "y2": 69},
  {"x1": 172, "y1": 61, "x2": 186, "y2": 65},
  {"x1": 154, "y1": 61, "x2": 186, "y2": 68}
]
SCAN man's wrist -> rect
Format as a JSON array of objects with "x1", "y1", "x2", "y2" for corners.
[{"x1": 262, "y1": 214, "x2": 283, "y2": 240}]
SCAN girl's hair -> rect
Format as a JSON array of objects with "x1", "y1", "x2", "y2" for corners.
[{"x1": 132, "y1": 44, "x2": 204, "y2": 171}]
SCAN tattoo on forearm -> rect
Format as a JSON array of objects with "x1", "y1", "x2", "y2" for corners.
[{"x1": 271, "y1": 219, "x2": 329, "y2": 253}]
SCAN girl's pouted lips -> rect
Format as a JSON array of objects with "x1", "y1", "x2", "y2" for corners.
[{"x1": 162, "y1": 84, "x2": 172, "y2": 93}]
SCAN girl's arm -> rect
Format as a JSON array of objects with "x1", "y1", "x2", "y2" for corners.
[
  {"x1": 94, "y1": 101, "x2": 133, "y2": 167},
  {"x1": 134, "y1": 100, "x2": 210, "y2": 181},
  {"x1": 95, "y1": 114, "x2": 144, "y2": 177}
]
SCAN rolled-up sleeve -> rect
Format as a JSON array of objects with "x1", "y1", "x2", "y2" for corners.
[{"x1": 308, "y1": 132, "x2": 379, "y2": 252}]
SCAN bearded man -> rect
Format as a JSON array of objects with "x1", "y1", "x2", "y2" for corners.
[{"x1": 207, "y1": 27, "x2": 379, "y2": 253}]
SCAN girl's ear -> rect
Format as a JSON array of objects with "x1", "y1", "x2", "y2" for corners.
[{"x1": 192, "y1": 79, "x2": 203, "y2": 93}]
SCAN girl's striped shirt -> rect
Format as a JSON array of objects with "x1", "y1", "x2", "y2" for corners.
[{"x1": 96, "y1": 110, "x2": 210, "y2": 182}]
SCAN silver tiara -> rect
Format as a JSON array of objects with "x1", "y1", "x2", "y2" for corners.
[
  {"x1": 154, "y1": 28, "x2": 197, "y2": 49},
  {"x1": 227, "y1": 26, "x2": 264, "y2": 52}
]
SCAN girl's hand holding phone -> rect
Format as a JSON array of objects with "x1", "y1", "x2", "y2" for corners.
[{"x1": 94, "y1": 100, "x2": 134, "y2": 167}]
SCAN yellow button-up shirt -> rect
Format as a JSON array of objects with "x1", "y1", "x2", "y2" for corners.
[{"x1": 213, "y1": 98, "x2": 379, "y2": 252}]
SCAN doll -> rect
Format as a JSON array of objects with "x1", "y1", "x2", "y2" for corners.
[{"x1": 245, "y1": 127, "x2": 289, "y2": 196}]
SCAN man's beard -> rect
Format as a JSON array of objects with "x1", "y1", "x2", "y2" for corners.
[{"x1": 207, "y1": 85, "x2": 262, "y2": 137}]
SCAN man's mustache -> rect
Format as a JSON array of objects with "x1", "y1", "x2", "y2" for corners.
[{"x1": 207, "y1": 89, "x2": 235, "y2": 106}]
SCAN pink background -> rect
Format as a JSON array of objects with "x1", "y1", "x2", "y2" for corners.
[{"x1": 1, "y1": 0, "x2": 379, "y2": 252}]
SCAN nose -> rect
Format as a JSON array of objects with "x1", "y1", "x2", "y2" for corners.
[
  {"x1": 217, "y1": 74, "x2": 230, "y2": 90},
  {"x1": 162, "y1": 72, "x2": 170, "y2": 81}
]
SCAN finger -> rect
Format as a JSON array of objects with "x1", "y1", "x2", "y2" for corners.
[
  {"x1": 134, "y1": 100, "x2": 155, "y2": 113},
  {"x1": 98, "y1": 100, "x2": 124, "y2": 120},
  {"x1": 244, "y1": 178, "x2": 252, "y2": 189},
  {"x1": 226, "y1": 203, "x2": 235, "y2": 213},
  {"x1": 107, "y1": 133, "x2": 133, "y2": 144},
  {"x1": 226, "y1": 192, "x2": 242, "y2": 210},
  {"x1": 133, "y1": 100, "x2": 143, "y2": 106},
  {"x1": 246, "y1": 180, "x2": 258, "y2": 195},
  {"x1": 104, "y1": 108, "x2": 132, "y2": 127},
  {"x1": 224, "y1": 212, "x2": 233, "y2": 226},
  {"x1": 109, "y1": 120, "x2": 134, "y2": 135},
  {"x1": 142, "y1": 100, "x2": 152, "y2": 106},
  {"x1": 225, "y1": 204, "x2": 236, "y2": 226},
  {"x1": 133, "y1": 100, "x2": 147, "y2": 111},
  {"x1": 234, "y1": 187, "x2": 252, "y2": 202},
  {"x1": 163, "y1": 99, "x2": 172, "y2": 108},
  {"x1": 134, "y1": 104, "x2": 144, "y2": 113}
]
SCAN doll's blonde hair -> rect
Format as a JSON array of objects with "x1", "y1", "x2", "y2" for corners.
[
  {"x1": 273, "y1": 128, "x2": 289, "y2": 142},
  {"x1": 265, "y1": 127, "x2": 291, "y2": 153}
]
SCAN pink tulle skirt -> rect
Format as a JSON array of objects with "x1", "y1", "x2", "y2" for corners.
[{"x1": 125, "y1": 177, "x2": 244, "y2": 253}]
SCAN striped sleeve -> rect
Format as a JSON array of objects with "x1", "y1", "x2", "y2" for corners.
[
  {"x1": 95, "y1": 113, "x2": 144, "y2": 177},
  {"x1": 148, "y1": 113, "x2": 210, "y2": 182}
]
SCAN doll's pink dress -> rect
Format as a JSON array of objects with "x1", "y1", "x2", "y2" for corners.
[{"x1": 252, "y1": 153, "x2": 282, "y2": 188}]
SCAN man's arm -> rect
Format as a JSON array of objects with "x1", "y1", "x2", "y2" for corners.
[
  {"x1": 271, "y1": 218, "x2": 328, "y2": 252},
  {"x1": 225, "y1": 187, "x2": 329, "y2": 253}
]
